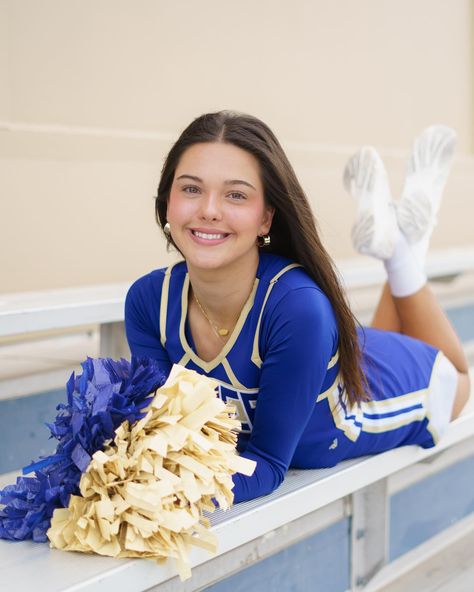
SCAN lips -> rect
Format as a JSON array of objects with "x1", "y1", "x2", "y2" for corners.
[
  {"x1": 192, "y1": 230, "x2": 228, "y2": 240},
  {"x1": 189, "y1": 229, "x2": 231, "y2": 244}
]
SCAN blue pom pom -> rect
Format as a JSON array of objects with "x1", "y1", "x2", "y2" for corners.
[{"x1": 0, "y1": 357, "x2": 166, "y2": 542}]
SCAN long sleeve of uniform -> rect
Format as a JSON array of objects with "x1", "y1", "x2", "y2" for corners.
[
  {"x1": 124, "y1": 265, "x2": 339, "y2": 504},
  {"x1": 124, "y1": 258, "x2": 445, "y2": 506},
  {"x1": 124, "y1": 275, "x2": 172, "y2": 374},
  {"x1": 231, "y1": 287, "x2": 338, "y2": 503}
]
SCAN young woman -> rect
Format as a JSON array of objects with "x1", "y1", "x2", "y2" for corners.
[{"x1": 125, "y1": 111, "x2": 470, "y2": 504}]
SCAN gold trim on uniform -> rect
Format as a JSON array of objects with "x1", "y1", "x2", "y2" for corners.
[
  {"x1": 318, "y1": 374, "x2": 432, "y2": 440},
  {"x1": 177, "y1": 352, "x2": 191, "y2": 367},
  {"x1": 222, "y1": 358, "x2": 249, "y2": 390},
  {"x1": 159, "y1": 262, "x2": 178, "y2": 347},
  {"x1": 327, "y1": 351, "x2": 339, "y2": 370},
  {"x1": 179, "y1": 274, "x2": 259, "y2": 373},
  {"x1": 316, "y1": 376, "x2": 340, "y2": 402},
  {"x1": 327, "y1": 381, "x2": 361, "y2": 442},
  {"x1": 212, "y1": 379, "x2": 259, "y2": 431},
  {"x1": 362, "y1": 389, "x2": 427, "y2": 413},
  {"x1": 251, "y1": 263, "x2": 302, "y2": 368},
  {"x1": 361, "y1": 407, "x2": 427, "y2": 433}
]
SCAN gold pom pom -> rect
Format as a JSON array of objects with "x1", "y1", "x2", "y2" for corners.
[{"x1": 47, "y1": 365, "x2": 255, "y2": 581}]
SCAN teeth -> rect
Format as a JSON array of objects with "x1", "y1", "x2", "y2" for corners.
[{"x1": 193, "y1": 231, "x2": 226, "y2": 240}]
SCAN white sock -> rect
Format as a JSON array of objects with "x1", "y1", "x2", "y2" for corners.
[
  {"x1": 410, "y1": 234, "x2": 430, "y2": 272},
  {"x1": 397, "y1": 125, "x2": 457, "y2": 271},
  {"x1": 343, "y1": 145, "x2": 427, "y2": 297},
  {"x1": 384, "y1": 228, "x2": 427, "y2": 297},
  {"x1": 343, "y1": 146, "x2": 398, "y2": 260}
]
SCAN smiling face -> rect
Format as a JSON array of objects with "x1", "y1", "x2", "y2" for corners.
[{"x1": 166, "y1": 142, "x2": 274, "y2": 275}]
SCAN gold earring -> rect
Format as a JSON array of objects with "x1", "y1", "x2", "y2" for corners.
[
  {"x1": 163, "y1": 222, "x2": 171, "y2": 236},
  {"x1": 257, "y1": 234, "x2": 271, "y2": 247}
]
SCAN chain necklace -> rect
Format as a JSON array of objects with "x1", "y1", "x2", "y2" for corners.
[{"x1": 193, "y1": 293, "x2": 231, "y2": 340}]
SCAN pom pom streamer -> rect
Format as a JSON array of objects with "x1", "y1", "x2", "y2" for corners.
[
  {"x1": 0, "y1": 357, "x2": 166, "y2": 542},
  {"x1": 47, "y1": 365, "x2": 256, "y2": 581}
]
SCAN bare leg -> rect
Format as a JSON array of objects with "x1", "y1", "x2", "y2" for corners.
[
  {"x1": 392, "y1": 285, "x2": 470, "y2": 418},
  {"x1": 371, "y1": 280, "x2": 469, "y2": 418},
  {"x1": 371, "y1": 282, "x2": 401, "y2": 332},
  {"x1": 371, "y1": 283, "x2": 469, "y2": 419},
  {"x1": 371, "y1": 284, "x2": 471, "y2": 419}
]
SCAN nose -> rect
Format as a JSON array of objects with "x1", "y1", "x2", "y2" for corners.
[{"x1": 199, "y1": 193, "x2": 222, "y2": 221}]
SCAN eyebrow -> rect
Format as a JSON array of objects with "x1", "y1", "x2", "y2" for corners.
[{"x1": 176, "y1": 174, "x2": 257, "y2": 191}]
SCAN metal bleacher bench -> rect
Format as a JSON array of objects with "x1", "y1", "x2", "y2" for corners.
[{"x1": 1, "y1": 247, "x2": 474, "y2": 592}]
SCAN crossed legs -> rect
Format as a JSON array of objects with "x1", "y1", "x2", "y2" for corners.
[{"x1": 344, "y1": 126, "x2": 470, "y2": 419}]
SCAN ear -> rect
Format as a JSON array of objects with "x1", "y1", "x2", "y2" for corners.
[{"x1": 260, "y1": 206, "x2": 275, "y2": 235}]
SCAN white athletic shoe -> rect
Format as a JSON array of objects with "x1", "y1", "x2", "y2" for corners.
[
  {"x1": 397, "y1": 125, "x2": 457, "y2": 244},
  {"x1": 343, "y1": 146, "x2": 398, "y2": 260}
]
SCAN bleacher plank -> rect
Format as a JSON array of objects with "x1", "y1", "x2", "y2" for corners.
[
  {"x1": 1, "y1": 248, "x2": 473, "y2": 591},
  {"x1": 368, "y1": 514, "x2": 474, "y2": 592},
  {"x1": 0, "y1": 284, "x2": 128, "y2": 337},
  {"x1": 1, "y1": 404, "x2": 473, "y2": 592},
  {"x1": 1, "y1": 248, "x2": 473, "y2": 338}
]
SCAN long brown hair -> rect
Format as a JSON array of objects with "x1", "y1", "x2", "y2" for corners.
[{"x1": 155, "y1": 110, "x2": 369, "y2": 405}]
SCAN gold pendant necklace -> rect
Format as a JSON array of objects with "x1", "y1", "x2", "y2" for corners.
[{"x1": 193, "y1": 294, "x2": 230, "y2": 340}]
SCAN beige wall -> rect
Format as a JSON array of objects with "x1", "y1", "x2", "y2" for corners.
[{"x1": 1, "y1": 0, "x2": 473, "y2": 293}]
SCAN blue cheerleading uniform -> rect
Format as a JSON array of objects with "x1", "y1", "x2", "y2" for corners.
[{"x1": 125, "y1": 253, "x2": 444, "y2": 503}]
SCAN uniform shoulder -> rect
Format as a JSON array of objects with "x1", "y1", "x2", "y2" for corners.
[
  {"x1": 258, "y1": 253, "x2": 337, "y2": 329},
  {"x1": 258, "y1": 252, "x2": 324, "y2": 292},
  {"x1": 256, "y1": 256, "x2": 339, "y2": 362},
  {"x1": 126, "y1": 260, "x2": 186, "y2": 301}
]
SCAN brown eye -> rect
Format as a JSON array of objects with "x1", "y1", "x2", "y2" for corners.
[
  {"x1": 183, "y1": 186, "x2": 200, "y2": 194},
  {"x1": 227, "y1": 192, "x2": 246, "y2": 201}
]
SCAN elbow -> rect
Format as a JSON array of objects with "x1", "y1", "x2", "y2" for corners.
[{"x1": 232, "y1": 452, "x2": 286, "y2": 503}]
